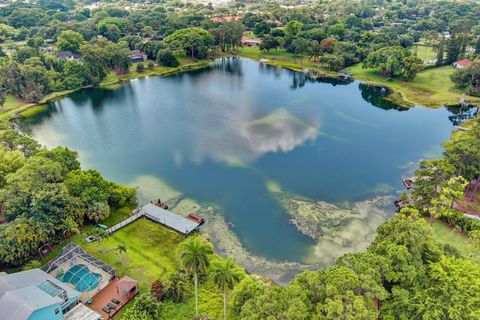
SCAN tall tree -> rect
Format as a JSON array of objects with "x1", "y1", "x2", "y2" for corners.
[
  {"x1": 165, "y1": 27, "x2": 215, "y2": 59},
  {"x1": 446, "y1": 36, "x2": 462, "y2": 65},
  {"x1": 57, "y1": 30, "x2": 84, "y2": 53},
  {"x1": 211, "y1": 257, "x2": 242, "y2": 320},
  {"x1": 436, "y1": 37, "x2": 445, "y2": 66},
  {"x1": 179, "y1": 236, "x2": 213, "y2": 318}
]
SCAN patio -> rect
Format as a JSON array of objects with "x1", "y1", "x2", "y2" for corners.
[{"x1": 88, "y1": 276, "x2": 139, "y2": 319}]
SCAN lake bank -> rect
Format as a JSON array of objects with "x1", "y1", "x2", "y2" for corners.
[
  {"x1": 16, "y1": 58, "x2": 456, "y2": 281},
  {"x1": 3, "y1": 49, "x2": 479, "y2": 121},
  {"x1": 1, "y1": 57, "x2": 212, "y2": 121}
]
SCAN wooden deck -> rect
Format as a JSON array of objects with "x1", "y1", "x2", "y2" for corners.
[{"x1": 88, "y1": 278, "x2": 138, "y2": 319}]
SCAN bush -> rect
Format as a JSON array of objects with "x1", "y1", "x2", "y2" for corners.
[
  {"x1": 156, "y1": 49, "x2": 180, "y2": 67},
  {"x1": 136, "y1": 63, "x2": 145, "y2": 72},
  {"x1": 148, "y1": 62, "x2": 155, "y2": 69}
]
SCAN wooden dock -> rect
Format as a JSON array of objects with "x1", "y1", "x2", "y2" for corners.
[{"x1": 106, "y1": 204, "x2": 201, "y2": 236}]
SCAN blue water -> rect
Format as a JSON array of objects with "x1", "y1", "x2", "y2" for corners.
[
  {"x1": 63, "y1": 264, "x2": 101, "y2": 292},
  {"x1": 19, "y1": 58, "x2": 465, "y2": 263}
]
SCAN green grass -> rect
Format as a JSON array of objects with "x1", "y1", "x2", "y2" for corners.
[
  {"x1": 236, "y1": 46, "x2": 338, "y2": 76},
  {"x1": 30, "y1": 206, "x2": 242, "y2": 320},
  {"x1": 346, "y1": 63, "x2": 480, "y2": 107},
  {"x1": 99, "y1": 55, "x2": 210, "y2": 87},
  {"x1": 75, "y1": 218, "x2": 237, "y2": 319},
  {"x1": 431, "y1": 220, "x2": 480, "y2": 260},
  {"x1": 412, "y1": 44, "x2": 437, "y2": 62}
]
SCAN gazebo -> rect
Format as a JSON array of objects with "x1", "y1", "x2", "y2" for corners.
[{"x1": 116, "y1": 276, "x2": 138, "y2": 298}]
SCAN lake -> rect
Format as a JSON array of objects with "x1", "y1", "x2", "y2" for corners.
[{"x1": 19, "y1": 58, "x2": 461, "y2": 278}]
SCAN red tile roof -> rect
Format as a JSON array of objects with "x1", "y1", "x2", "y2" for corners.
[{"x1": 454, "y1": 59, "x2": 472, "y2": 67}]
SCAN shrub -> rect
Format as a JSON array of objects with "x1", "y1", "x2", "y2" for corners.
[
  {"x1": 136, "y1": 63, "x2": 145, "y2": 72},
  {"x1": 148, "y1": 61, "x2": 155, "y2": 69}
]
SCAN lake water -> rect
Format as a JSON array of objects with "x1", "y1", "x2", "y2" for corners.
[{"x1": 19, "y1": 58, "x2": 459, "y2": 267}]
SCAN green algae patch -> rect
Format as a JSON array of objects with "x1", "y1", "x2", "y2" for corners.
[
  {"x1": 267, "y1": 183, "x2": 394, "y2": 266},
  {"x1": 19, "y1": 104, "x2": 49, "y2": 118}
]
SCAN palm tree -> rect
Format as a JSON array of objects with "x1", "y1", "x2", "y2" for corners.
[
  {"x1": 210, "y1": 257, "x2": 242, "y2": 320},
  {"x1": 115, "y1": 244, "x2": 127, "y2": 254},
  {"x1": 179, "y1": 236, "x2": 213, "y2": 319}
]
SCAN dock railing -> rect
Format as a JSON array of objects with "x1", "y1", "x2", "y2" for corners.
[{"x1": 106, "y1": 211, "x2": 144, "y2": 235}]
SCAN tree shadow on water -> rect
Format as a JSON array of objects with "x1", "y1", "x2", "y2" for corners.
[{"x1": 358, "y1": 83, "x2": 409, "y2": 112}]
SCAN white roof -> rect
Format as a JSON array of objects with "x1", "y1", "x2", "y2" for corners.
[
  {"x1": 0, "y1": 268, "x2": 80, "y2": 320},
  {"x1": 63, "y1": 303, "x2": 101, "y2": 320},
  {"x1": 141, "y1": 203, "x2": 200, "y2": 234},
  {"x1": 0, "y1": 290, "x2": 34, "y2": 320},
  {"x1": 0, "y1": 268, "x2": 79, "y2": 300}
]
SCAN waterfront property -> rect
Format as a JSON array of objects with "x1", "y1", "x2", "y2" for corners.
[
  {"x1": 0, "y1": 242, "x2": 141, "y2": 320},
  {"x1": 42, "y1": 243, "x2": 116, "y2": 302},
  {"x1": 0, "y1": 268, "x2": 83, "y2": 320},
  {"x1": 241, "y1": 35, "x2": 262, "y2": 46},
  {"x1": 106, "y1": 203, "x2": 201, "y2": 235},
  {"x1": 18, "y1": 58, "x2": 460, "y2": 265},
  {"x1": 130, "y1": 50, "x2": 147, "y2": 63},
  {"x1": 89, "y1": 276, "x2": 139, "y2": 319}
]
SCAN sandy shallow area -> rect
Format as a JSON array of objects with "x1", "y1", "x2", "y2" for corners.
[{"x1": 130, "y1": 175, "x2": 395, "y2": 284}]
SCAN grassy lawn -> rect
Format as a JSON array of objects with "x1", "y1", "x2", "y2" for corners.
[
  {"x1": 32, "y1": 206, "x2": 239, "y2": 320},
  {"x1": 100, "y1": 54, "x2": 211, "y2": 87},
  {"x1": 0, "y1": 95, "x2": 35, "y2": 120},
  {"x1": 412, "y1": 44, "x2": 437, "y2": 63},
  {"x1": 431, "y1": 220, "x2": 479, "y2": 260},
  {"x1": 346, "y1": 63, "x2": 480, "y2": 107},
  {"x1": 74, "y1": 218, "x2": 234, "y2": 319},
  {"x1": 236, "y1": 46, "x2": 337, "y2": 76}
]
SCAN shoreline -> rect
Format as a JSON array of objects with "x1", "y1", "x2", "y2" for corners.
[{"x1": 3, "y1": 53, "x2": 479, "y2": 121}]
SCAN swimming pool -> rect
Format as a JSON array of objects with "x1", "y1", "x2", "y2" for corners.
[{"x1": 62, "y1": 264, "x2": 102, "y2": 292}]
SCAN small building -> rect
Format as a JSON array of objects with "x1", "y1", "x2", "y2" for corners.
[
  {"x1": 453, "y1": 59, "x2": 472, "y2": 69},
  {"x1": 130, "y1": 50, "x2": 147, "y2": 62},
  {"x1": 0, "y1": 269, "x2": 82, "y2": 320},
  {"x1": 241, "y1": 36, "x2": 262, "y2": 47},
  {"x1": 55, "y1": 51, "x2": 82, "y2": 61},
  {"x1": 117, "y1": 276, "x2": 138, "y2": 298}
]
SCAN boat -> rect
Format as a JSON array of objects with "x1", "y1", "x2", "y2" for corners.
[
  {"x1": 402, "y1": 178, "x2": 414, "y2": 190},
  {"x1": 187, "y1": 213, "x2": 205, "y2": 225}
]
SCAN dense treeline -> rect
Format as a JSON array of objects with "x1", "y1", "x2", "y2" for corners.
[
  {"x1": 0, "y1": 120, "x2": 136, "y2": 266},
  {"x1": 1, "y1": 1, "x2": 480, "y2": 319},
  {"x1": 409, "y1": 116, "x2": 480, "y2": 237},
  {"x1": 231, "y1": 216, "x2": 480, "y2": 319},
  {"x1": 1, "y1": 0, "x2": 480, "y2": 106}
]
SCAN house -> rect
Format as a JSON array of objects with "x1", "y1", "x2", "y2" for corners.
[
  {"x1": 130, "y1": 50, "x2": 147, "y2": 63},
  {"x1": 0, "y1": 269, "x2": 82, "y2": 320},
  {"x1": 453, "y1": 59, "x2": 472, "y2": 69},
  {"x1": 241, "y1": 36, "x2": 262, "y2": 47},
  {"x1": 55, "y1": 51, "x2": 82, "y2": 61}
]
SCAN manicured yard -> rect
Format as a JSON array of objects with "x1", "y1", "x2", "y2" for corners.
[
  {"x1": 412, "y1": 44, "x2": 437, "y2": 63},
  {"x1": 76, "y1": 218, "x2": 236, "y2": 319},
  {"x1": 35, "y1": 206, "x2": 240, "y2": 320},
  {"x1": 431, "y1": 220, "x2": 480, "y2": 260},
  {"x1": 99, "y1": 54, "x2": 211, "y2": 87},
  {"x1": 236, "y1": 46, "x2": 337, "y2": 76},
  {"x1": 346, "y1": 63, "x2": 480, "y2": 107}
]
